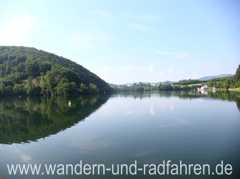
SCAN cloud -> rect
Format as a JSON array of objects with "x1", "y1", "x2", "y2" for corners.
[
  {"x1": 148, "y1": 64, "x2": 154, "y2": 72},
  {"x1": 133, "y1": 14, "x2": 160, "y2": 23},
  {"x1": 175, "y1": 52, "x2": 191, "y2": 60},
  {"x1": 156, "y1": 50, "x2": 192, "y2": 60},
  {"x1": 128, "y1": 13, "x2": 159, "y2": 32},
  {"x1": 155, "y1": 50, "x2": 172, "y2": 56},
  {"x1": 128, "y1": 23, "x2": 152, "y2": 32},
  {"x1": 0, "y1": 15, "x2": 35, "y2": 46},
  {"x1": 69, "y1": 32, "x2": 108, "y2": 49},
  {"x1": 93, "y1": 10, "x2": 113, "y2": 18}
]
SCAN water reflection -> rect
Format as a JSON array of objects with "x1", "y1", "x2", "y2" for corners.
[
  {"x1": 0, "y1": 95, "x2": 109, "y2": 144},
  {"x1": 114, "y1": 91, "x2": 240, "y2": 111},
  {"x1": 0, "y1": 91, "x2": 239, "y2": 179},
  {"x1": 237, "y1": 101, "x2": 240, "y2": 112},
  {"x1": 0, "y1": 91, "x2": 239, "y2": 144}
]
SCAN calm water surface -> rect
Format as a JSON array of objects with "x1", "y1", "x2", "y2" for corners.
[{"x1": 0, "y1": 92, "x2": 240, "y2": 178}]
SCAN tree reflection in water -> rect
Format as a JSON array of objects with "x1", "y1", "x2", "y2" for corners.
[
  {"x1": 0, "y1": 95, "x2": 109, "y2": 144},
  {"x1": 0, "y1": 91, "x2": 239, "y2": 144},
  {"x1": 114, "y1": 90, "x2": 240, "y2": 112}
]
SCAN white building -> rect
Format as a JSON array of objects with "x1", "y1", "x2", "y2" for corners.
[{"x1": 197, "y1": 85, "x2": 208, "y2": 94}]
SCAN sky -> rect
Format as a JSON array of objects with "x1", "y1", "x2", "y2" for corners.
[{"x1": 0, "y1": 0, "x2": 239, "y2": 84}]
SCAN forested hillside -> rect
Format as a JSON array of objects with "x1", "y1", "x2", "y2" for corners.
[{"x1": 0, "y1": 46, "x2": 112, "y2": 97}]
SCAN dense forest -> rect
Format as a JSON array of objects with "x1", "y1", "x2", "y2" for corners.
[{"x1": 0, "y1": 46, "x2": 112, "y2": 97}]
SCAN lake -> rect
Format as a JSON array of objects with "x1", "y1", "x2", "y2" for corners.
[{"x1": 0, "y1": 91, "x2": 239, "y2": 178}]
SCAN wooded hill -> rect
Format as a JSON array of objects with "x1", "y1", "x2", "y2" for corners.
[{"x1": 0, "y1": 46, "x2": 112, "y2": 97}]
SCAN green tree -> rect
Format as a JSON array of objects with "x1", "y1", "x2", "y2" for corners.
[
  {"x1": 26, "y1": 78, "x2": 33, "y2": 95},
  {"x1": 13, "y1": 84, "x2": 26, "y2": 95},
  {"x1": 235, "y1": 65, "x2": 240, "y2": 81},
  {"x1": 89, "y1": 83, "x2": 98, "y2": 94},
  {"x1": 56, "y1": 79, "x2": 78, "y2": 97},
  {"x1": 79, "y1": 83, "x2": 88, "y2": 94}
]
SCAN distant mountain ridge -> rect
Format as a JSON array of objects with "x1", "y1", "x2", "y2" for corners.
[
  {"x1": 111, "y1": 73, "x2": 236, "y2": 92},
  {"x1": 112, "y1": 74, "x2": 233, "y2": 87},
  {"x1": 198, "y1": 74, "x2": 233, "y2": 81}
]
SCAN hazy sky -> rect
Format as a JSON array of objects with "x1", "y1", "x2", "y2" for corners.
[{"x1": 0, "y1": 0, "x2": 239, "y2": 84}]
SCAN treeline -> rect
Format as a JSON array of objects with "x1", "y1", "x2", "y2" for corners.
[
  {"x1": 112, "y1": 82, "x2": 159, "y2": 92},
  {"x1": 0, "y1": 69, "x2": 100, "y2": 97},
  {"x1": 158, "y1": 83, "x2": 199, "y2": 91},
  {"x1": 0, "y1": 46, "x2": 112, "y2": 97},
  {"x1": 113, "y1": 65, "x2": 240, "y2": 92},
  {"x1": 113, "y1": 81, "x2": 199, "y2": 92}
]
